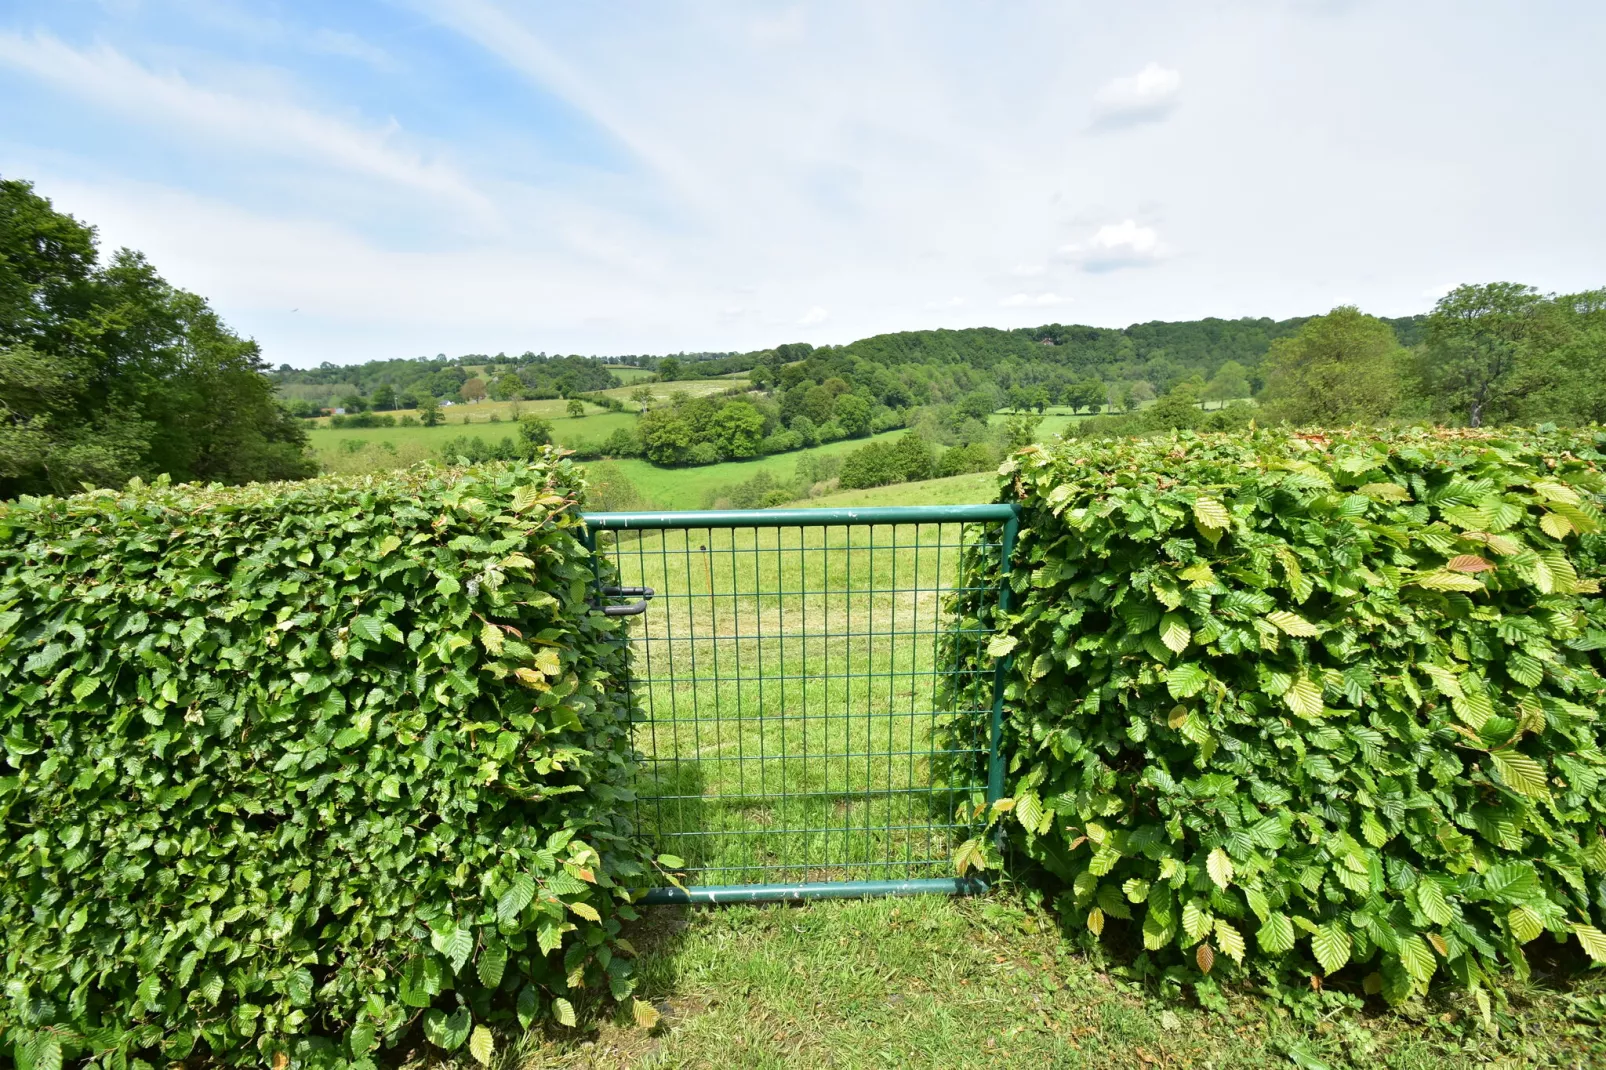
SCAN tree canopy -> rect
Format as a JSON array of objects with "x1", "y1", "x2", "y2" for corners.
[{"x1": 0, "y1": 177, "x2": 313, "y2": 497}]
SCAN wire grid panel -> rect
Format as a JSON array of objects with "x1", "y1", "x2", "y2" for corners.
[{"x1": 591, "y1": 519, "x2": 1002, "y2": 888}]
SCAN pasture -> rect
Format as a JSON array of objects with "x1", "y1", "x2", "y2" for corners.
[{"x1": 428, "y1": 466, "x2": 1605, "y2": 1070}]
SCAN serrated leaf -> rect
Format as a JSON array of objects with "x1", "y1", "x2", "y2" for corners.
[
  {"x1": 986, "y1": 634, "x2": 1018, "y2": 658},
  {"x1": 478, "y1": 937, "x2": 508, "y2": 988},
  {"x1": 1166, "y1": 662, "x2": 1208, "y2": 699},
  {"x1": 553, "y1": 997, "x2": 577, "y2": 1027},
  {"x1": 1573, "y1": 924, "x2": 1606, "y2": 963},
  {"x1": 1311, "y1": 923, "x2": 1352, "y2": 975},
  {"x1": 1398, "y1": 933, "x2": 1436, "y2": 984},
  {"x1": 568, "y1": 899, "x2": 602, "y2": 923},
  {"x1": 1087, "y1": 907, "x2": 1105, "y2": 935},
  {"x1": 1416, "y1": 878, "x2": 1453, "y2": 926},
  {"x1": 1215, "y1": 919, "x2": 1246, "y2": 964},
  {"x1": 632, "y1": 998, "x2": 662, "y2": 1030},
  {"x1": 1509, "y1": 905, "x2": 1544, "y2": 944},
  {"x1": 1123, "y1": 878, "x2": 1151, "y2": 903},
  {"x1": 1446, "y1": 554, "x2": 1495, "y2": 573},
  {"x1": 1159, "y1": 614, "x2": 1191, "y2": 654},
  {"x1": 1266, "y1": 610, "x2": 1320, "y2": 637},
  {"x1": 1489, "y1": 749, "x2": 1550, "y2": 798},
  {"x1": 1193, "y1": 496, "x2": 1231, "y2": 531},
  {"x1": 1258, "y1": 912, "x2": 1295, "y2": 954},
  {"x1": 1283, "y1": 676, "x2": 1323, "y2": 719},
  {"x1": 517, "y1": 985, "x2": 539, "y2": 1029},
  {"x1": 469, "y1": 1025, "x2": 495, "y2": 1065},
  {"x1": 1182, "y1": 900, "x2": 1211, "y2": 942},
  {"x1": 498, "y1": 874, "x2": 535, "y2": 924},
  {"x1": 1207, "y1": 847, "x2": 1234, "y2": 890},
  {"x1": 479, "y1": 620, "x2": 505, "y2": 655},
  {"x1": 1014, "y1": 791, "x2": 1045, "y2": 834},
  {"x1": 423, "y1": 1008, "x2": 471, "y2": 1051}
]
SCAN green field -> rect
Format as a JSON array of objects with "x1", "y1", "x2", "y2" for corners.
[{"x1": 422, "y1": 468, "x2": 1604, "y2": 1070}]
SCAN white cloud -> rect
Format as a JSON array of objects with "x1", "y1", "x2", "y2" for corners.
[
  {"x1": 0, "y1": 32, "x2": 484, "y2": 213},
  {"x1": 1060, "y1": 220, "x2": 1169, "y2": 272},
  {"x1": 1422, "y1": 282, "x2": 1456, "y2": 300},
  {"x1": 924, "y1": 296, "x2": 968, "y2": 310},
  {"x1": 797, "y1": 306, "x2": 830, "y2": 325},
  {"x1": 1009, "y1": 263, "x2": 1046, "y2": 278},
  {"x1": 1000, "y1": 292, "x2": 1068, "y2": 308},
  {"x1": 1091, "y1": 62, "x2": 1181, "y2": 127}
]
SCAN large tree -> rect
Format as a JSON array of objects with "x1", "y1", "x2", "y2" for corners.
[
  {"x1": 1258, "y1": 306, "x2": 1406, "y2": 426},
  {"x1": 0, "y1": 177, "x2": 314, "y2": 496},
  {"x1": 1420, "y1": 282, "x2": 1548, "y2": 427}
]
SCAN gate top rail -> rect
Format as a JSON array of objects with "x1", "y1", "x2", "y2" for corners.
[{"x1": 581, "y1": 503, "x2": 1020, "y2": 530}]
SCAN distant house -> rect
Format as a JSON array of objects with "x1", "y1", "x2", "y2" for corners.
[
  {"x1": 441, "y1": 399, "x2": 455, "y2": 406},
  {"x1": 332, "y1": 407, "x2": 346, "y2": 415}
]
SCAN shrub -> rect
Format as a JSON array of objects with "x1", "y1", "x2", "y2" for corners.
[
  {"x1": 955, "y1": 427, "x2": 1606, "y2": 1001},
  {"x1": 0, "y1": 454, "x2": 660, "y2": 1067},
  {"x1": 935, "y1": 441, "x2": 997, "y2": 477}
]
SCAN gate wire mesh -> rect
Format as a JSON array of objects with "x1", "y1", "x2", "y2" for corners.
[{"x1": 585, "y1": 513, "x2": 1010, "y2": 890}]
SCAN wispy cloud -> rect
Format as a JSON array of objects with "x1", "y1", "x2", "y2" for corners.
[
  {"x1": 1091, "y1": 62, "x2": 1181, "y2": 129},
  {"x1": 797, "y1": 306, "x2": 829, "y2": 325},
  {"x1": 0, "y1": 31, "x2": 483, "y2": 212},
  {"x1": 1060, "y1": 221, "x2": 1170, "y2": 272},
  {"x1": 1000, "y1": 292, "x2": 1068, "y2": 307}
]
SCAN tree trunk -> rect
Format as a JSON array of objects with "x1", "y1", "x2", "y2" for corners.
[{"x1": 1469, "y1": 399, "x2": 1483, "y2": 428}]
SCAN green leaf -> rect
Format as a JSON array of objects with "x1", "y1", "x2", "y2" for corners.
[
  {"x1": 1206, "y1": 847, "x2": 1233, "y2": 890},
  {"x1": 1572, "y1": 924, "x2": 1606, "y2": 963},
  {"x1": 1398, "y1": 933, "x2": 1437, "y2": 985},
  {"x1": 1182, "y1": 899, "x2": 1212, "y2": 943},
  {"x1": 423, "y1": 1007, "x2": 472, "y2": 1051},
  {"x1": 1193, "y1": 496, "x2": 1231, "y2": 531},
  {"x1": 516, "y1": 985, "x2": 540, "y2": 1029},
  {"x1": 1166, "y1": 662, "x2": 1208, "y2": 699},
  {"x1": 349, "y1": 1022, "x2": 378, "y2": 1057},
  {"x1": 1014, "y1": 791, "x2": 1046, "y2": 834},
  {"x1": 1159, "y1": 614, "x2": 1191, "y2": 654},
  {"x1": 656, "y1": 854, "x2": 686, "y2": 869},
  {"x1": 986, "y1": 634, "x2": 1018, "y2": 658},
  {"x1": 1266, "y1": 610, "x2": 1319, "y2": 637},
  {"x1": 1489, "y1": 750, "x2": 1550, "y2": 798},
  {"x1": 1508, "y1": 905, "x2": 1544, "y2": 944},
  {"x1": 1258, "y1": 912, "x2": 1295, "y2": 955},
  {"x1": 286, "y1": 966, "x2": 314, "y2": 1006},
  {"x1": 498, "y1": 874, "x2": 536, "y2": 924},
  {"x1": 553, "y1": 997, "x2": 577, "y2": 1028},
  {"x1": 469, "y1": 1025, "x2": 496, "y2": 1066},
  {"x1": 1311, "y1": 923, "x2": 1352, "y2": 976},
  {"x1": 478, "y1": 937, "x2": 508, "y2": 989},
  {"x1": 1283, "y1": 676, "x2": 1324, "y2": 719},
  {"x1": 1415, "y1": 878, "x2": 1453, "y2": 926},
  {"x1": 23, "y1": 1035, "x2": 63, "y2": 1070},
  {"x1": 1214, "y1": 918, "x2": 1246, "y2": 964}
]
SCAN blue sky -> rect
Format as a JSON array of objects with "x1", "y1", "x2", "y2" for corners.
[{"x1": 3, "y1": 1, "x2": 1603, "y2": 368}]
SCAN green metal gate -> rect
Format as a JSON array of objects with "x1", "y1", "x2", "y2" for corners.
[{"x1": 582, "y1": 505, "x2": 1019, "y2": 904}]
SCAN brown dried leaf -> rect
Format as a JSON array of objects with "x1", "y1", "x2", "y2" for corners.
[
  {"x1": 1446, "y1": 554, "x2": 1495, "y2": 573},
  {"x1": 1196, "y1": 942, "x2": 1215, "y2": 974}
]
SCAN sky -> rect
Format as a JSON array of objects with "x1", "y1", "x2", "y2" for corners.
[{"x1": 2, "y1": 1, "x2": 1603, "y2": 369}]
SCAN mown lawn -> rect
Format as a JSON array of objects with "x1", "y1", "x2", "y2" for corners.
[{"x1": 414, "y1": 894, "x2": 1604, "y2": 1070}]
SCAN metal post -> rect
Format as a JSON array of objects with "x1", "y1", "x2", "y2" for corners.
[{"x1": 985, "y1": 507, "x2": 1021, "y2": 807}]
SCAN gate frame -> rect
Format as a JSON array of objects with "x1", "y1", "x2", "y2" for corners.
[{"x1": 580, "y1": 504, "x2": 1020, "y2": 904}]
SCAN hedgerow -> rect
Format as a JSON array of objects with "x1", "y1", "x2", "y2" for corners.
[
  {"x1": 956, "y1": 427, "x2": 1606, "y2": 1003},
  {"x1": 0, "y1": 453, "x2": 660, "y2": 1069}
]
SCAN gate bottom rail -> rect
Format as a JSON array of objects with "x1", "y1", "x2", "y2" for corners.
[{"x1": 640, "y1": 876, "x2": 988, "y2": 905}]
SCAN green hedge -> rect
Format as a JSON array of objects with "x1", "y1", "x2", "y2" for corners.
[
  {"x1": 959, "y1": 427, "x2": 1606, "y2": 1001},
  {"x1": 0, "y1": 454, "x2": 658, "y2": 1068}
]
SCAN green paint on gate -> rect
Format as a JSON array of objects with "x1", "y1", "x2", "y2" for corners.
[{"x1": 582, "y1": 505, "x2": 1019, "y2": 904}]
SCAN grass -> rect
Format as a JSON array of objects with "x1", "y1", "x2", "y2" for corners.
[
  {"x1": 423, "y1": 894, "x2": 1606, "y2": 1070},
  {"x1": 591, "y1": 431, "x2": 907, "y2": 510}
]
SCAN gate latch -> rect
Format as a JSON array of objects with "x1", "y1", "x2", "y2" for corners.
[{"x1": 593, "y1": 585, "x2": 654, "y2": 617}]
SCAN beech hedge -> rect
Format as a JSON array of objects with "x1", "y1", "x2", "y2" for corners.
[
  {"x1": 0, "y1": 453, "x2": 658, "y2": 1069},
  {"x1": 960, "y1": 427, "x2": 1606, "y2": 1001}
]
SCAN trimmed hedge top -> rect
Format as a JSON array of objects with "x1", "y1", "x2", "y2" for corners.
[
  {"x1": 1, "y1": 454, "x2": 656, "y2": 1068},
  {"x1": 971, "y1": 427, "x2": 1606, "y2": 1001}
]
